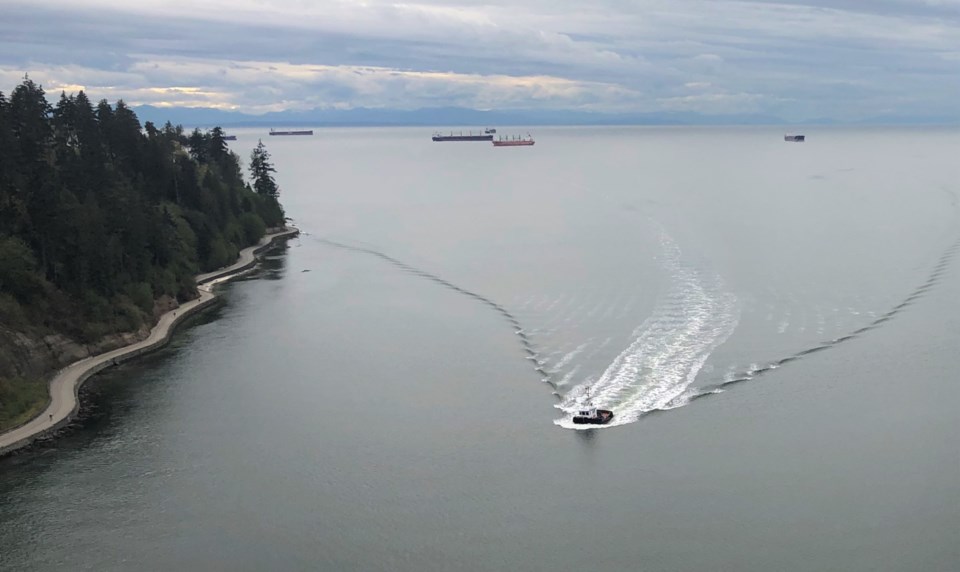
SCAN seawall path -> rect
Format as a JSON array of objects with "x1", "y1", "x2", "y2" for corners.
[{"x1": 0, "y1": 227, "x2": 299, "y2": 457}]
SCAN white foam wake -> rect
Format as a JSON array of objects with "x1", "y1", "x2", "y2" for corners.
[
  {"x1": 553, "y1": 340, "x2": 593, "y2": 371},
  {"x1": 556, "y1": 230, "x2": 739, "y2": 429}
]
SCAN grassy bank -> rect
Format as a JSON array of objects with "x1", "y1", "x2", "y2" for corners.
[{"x1": 0, "y1": 377, "x2": 49, "y2": 432}]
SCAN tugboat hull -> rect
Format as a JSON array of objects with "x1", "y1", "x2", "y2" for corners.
[{"x1": 572, "y1": 409, "x2": 614, "y2": 425}]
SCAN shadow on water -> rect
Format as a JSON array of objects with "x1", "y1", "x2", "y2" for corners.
[
  {"x1": 235, "y1": 241, "x2": 292, "y2": 282},
  {"x1": 0, "y1": 356, "x2": 158, "y2": 482},
  {"x1": 575, "y1": 428, "x2": 598, "y2": 443},
  {"x1": 1, "y1": 239, "x2": 292, "y2": 479},
  {"x1": 0, "y1": 296, "x2": 229, "y2": 472}
]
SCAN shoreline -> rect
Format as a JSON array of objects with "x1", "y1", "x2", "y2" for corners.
[{"x1": 0, "y1": 227, "x2": 299, "y2": 458}]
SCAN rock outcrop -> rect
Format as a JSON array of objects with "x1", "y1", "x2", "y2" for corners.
[{"x1": 0, "y1": 325, "x2": 155, "y2": 383}]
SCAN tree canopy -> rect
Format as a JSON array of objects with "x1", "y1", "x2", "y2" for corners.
[{"x1": 0, "y1": 77, "x2": 286, "y2": 341}]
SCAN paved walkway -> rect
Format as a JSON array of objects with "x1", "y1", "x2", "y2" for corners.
[{"x1": 0, "y1": 228, "x2": 299, "y2": 456}]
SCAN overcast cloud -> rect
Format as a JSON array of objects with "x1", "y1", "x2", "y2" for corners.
[{"x1": 2, "y1": 0, "x2": 958, "y2": 120}]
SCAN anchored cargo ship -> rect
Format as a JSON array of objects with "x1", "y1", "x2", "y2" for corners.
[
  {"x1": 784, "y1": 134, "x2": 805, "y2": 142},
  {"x1": 270, "y1": 129, "x2": 314, "y2": 136},
  {"x1": 431, "y1": 131, "x2": 493, "y2": 142},
  {"x1": 223, "y1": 135, "x2": 237, "y2": 141},
  {"x1": 492, "y1": 134, "x2": 535, "y2": 147}
]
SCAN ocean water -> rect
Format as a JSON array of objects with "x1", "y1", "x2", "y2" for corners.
[{"x1": 1, "y1": 126, "x2": 959, "y2": 571}]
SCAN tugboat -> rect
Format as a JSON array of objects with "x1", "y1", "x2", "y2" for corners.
[
  {"x1": 572, "y1": 406, "x2": 614, "y2": 425},
  {"x1": 484, "y1": 127, "x2": 497, "y2": 134}
]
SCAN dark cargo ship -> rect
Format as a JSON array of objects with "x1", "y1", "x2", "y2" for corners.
[
  {"x1": 432, "y1": 131, "x2": 493, "y2": 142},
  {"x1": 270, "y1": 129, "x2": 314, "y2": 136}
]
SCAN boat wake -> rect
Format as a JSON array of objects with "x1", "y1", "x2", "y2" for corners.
[
  {"x1": 311, "y1": 192, "x2": 957, "y2": 431},
  {"x1": 556, "y1": 187, "x2": 960, "y2": 427},
  {"x1": 314, "y1": 238, "x2": 555, "y2": 386},
  {"x1": 555, "y1": 231, "x2": 739, "y2": 429},
  {"x1": 672, "y1": 233, "x2": 960, "y2": 406},
  {"x1": 664, "y1": 187, "x2": 960, "y2": 408}
]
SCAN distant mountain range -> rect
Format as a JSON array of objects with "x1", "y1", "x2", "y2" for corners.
[{"x1": 131, "y1": 105, "x2": 958, "y2": 128}]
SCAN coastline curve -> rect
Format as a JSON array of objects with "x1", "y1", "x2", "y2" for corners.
[{"x1": 0, "y1": 227, "x2": 300, "y2": 458}]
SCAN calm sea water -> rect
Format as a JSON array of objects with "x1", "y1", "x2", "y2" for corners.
[{"x1": 2, "y1": 126, "x2": 959, "y2": 571}]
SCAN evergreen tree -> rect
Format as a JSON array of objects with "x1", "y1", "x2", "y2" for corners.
[
  {"x1": 0, "y1": 91, "x2": 27, "y2": 236},
  {"x1": 9, "y1": 77, "x2": 58, "y2": 277},
  {"x1": 208, "y1": 126, "x2": 229, "y2": 165},
  {"x1": 8, "y1": 75, "x2": 52, "y2": 171},
  {"x1": 187, "y1": 128, "x2": 208, "y2": 164},
  {"x1": 249, "y1": 139, "x2": 279, "y2": 197},
  {"x1": 108, "y1": 100, "x2": 143, "y2": 175}
]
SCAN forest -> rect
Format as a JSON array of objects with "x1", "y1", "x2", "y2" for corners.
[{"x1": 0, "y1": 77, "x2": 286, "y2": 428}]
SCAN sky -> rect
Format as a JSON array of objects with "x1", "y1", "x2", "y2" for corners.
[{"x1": 1, "y1": 0, "x2": 959, "y2": 121}]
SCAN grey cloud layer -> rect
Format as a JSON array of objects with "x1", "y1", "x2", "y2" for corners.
[{"x1": 2, "y1": 0, "x2": 958, "y2": 120}]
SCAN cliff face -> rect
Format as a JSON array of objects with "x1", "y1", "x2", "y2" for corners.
[
  {"x1": 0, "y1": 294, "x2": 180, "y2": 384},
  {"x1": 0, "y1": 327, "x2": 151, "y2": 383}
]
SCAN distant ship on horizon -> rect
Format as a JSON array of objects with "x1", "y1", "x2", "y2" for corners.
[
  {"x1": 270, "y1": 129, "x2": 314, "y2": 136},
  {"x1": 492, "y1": 134, "x2": 535, "y2": 147},
  {"x1": 784, "y1": 134, "x2": 806, "y2": 142},
  {"x1": 431, "y1": 131, "x2": 493, "y2": 142}
]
